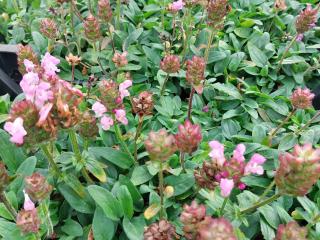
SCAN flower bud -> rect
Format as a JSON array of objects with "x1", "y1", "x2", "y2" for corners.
[
  {"x1": 98, "y1": 0, "x2": 113, "y2": 22},
  {"x1": 275, "y1": 144, "x2": 320, "y2": 196},
  {"x1": 175, "y1": 120, "x2": 202, "y2": 154},
  {"x1": 17, "y1": 45, "x2": 39, "y2": 75},
  {"x1": 25, "y1": 173, "x2": 53, "y2": 201},
  {"x1": 0, "y1": 162, "x2": 10, "y2": 191},
  {"x1": 77, "y1": 111, "x2": 99, "y2": 138},
  {"x1": 160, "y1": 55, "x2": 180, "y2": 74},
  {"x1": 275, "y1": 221, "x2": 308, "y2": 240},
  {"x1": 66, "y1": 53, "x2": 81, "y2": 66},
  {"x1": 84, "y1": 14, "x2": 101, "y2": 41},
  {"x1": 194, "y1": 160, "x2": 221, "y2": 190},
  {"x1": 16, "y1": 209, "x2": 41, "y2": 234},
  {"x1": 99, "y1": 80, "x2": 123, "y2": 111},
  {"x1": 145, "y1": 129, "x2": 177, "y2": 161},
  {"x1": 197, "y1": 217, "x2": 236, "y2": 240},
  {"x1": 132, "y1": 91, "x2": 154, "y2": 117},
  {"x1": 290, "y1": 87, "x2": 315, "y2": 109},
  {"x1": 207, "y1": 0, "x2": 231, "y2": 29},
  {"x1": 186, "y1": 56, "x2": 206, "y2": 94},
  {"x1": 40, "y1": 18, "x2": 58, "y2": 39},
  {"x1": 296, "y1": 4, "x2": 318, "y2": 35},
  {"x1": 144, "y1": 220, "x2": 178, "y2": 240},
  {"x1": 164, "y1": 186, "x2": 174, "y2": 198}
]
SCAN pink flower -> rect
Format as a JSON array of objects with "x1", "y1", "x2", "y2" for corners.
[
  {"x1": 34, "y1": 82, "x2": 53, "y2": 108},
  {"x1": 169, "y1": 0, "x2": 184, "y2": 12},
  {"x1": 233, "y1": 144, "x2": 246, "y2": 163},
  {"x1": 100, "y1": 116, "x2": 114, "y2": 130},
  {"x1": 115, "y1": 109, "x2": 128, "y2": 125},
  {"x1": 220, "y1": 178, "x2": 234, "y2": 197},
  {"x1": 238, "y1": 182, "x2": 246, "y2": 190},
  {"x1": 20, "y1": 71, "x2": 40, "y2": 101},
  {"x1": 23, "y1": 190, "x2": 35, "y2": 211},
  {"x1": 38, "y1": 103, "x2": 53, "y2": 124},
  {"x1": 119, "y1": 80, "x2": 132, "y2": 99},
  {"x1": 23, "y1": 59, "x2": 35, "y2": 72},
  {"x1": 244, "y1": 154, "x2": 266, "y2": 175},
  {"x1": 41, "y1": 52, "x2": 60, "y2": 77},
  {"x1": 296, "y1": 33, "x2": 304, "y2": 42},
  {"x1": 92, "y1": 102, "x2": 107, "y2": 117},
  {"x1": 209, "y1": 140, "x2": 225, "y2": 166},
  {"x1": 4, "y1": 117, "x2": 27, "y2": 145}
]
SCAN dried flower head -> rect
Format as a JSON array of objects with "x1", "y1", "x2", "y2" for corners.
[
  {"x1": 66, "y1": 53, "x2": 81, "y2": 66},
  {"x1": 17, "y1": 45, "x2": 39, "y2": 75},
  {"x1": 98, "y1": 0, "x2": 113, "y2": 22},
  {"x1": 296, "y1": 4, "x2": 318, "y2": 34},
  {"x1": 175, "y1": 120, "x2": 202, "y2": 154},
  {"x1": 145, "y1": 129, "x2": 177, "y2": 161},
  {"x1": 25, "y1": 173, "x2": 53, "y2": 201},
  {"x1": 84, "y1": 14, "x2": 101, "y2": 41},
  {"x1": 77, "y1": 111, "x2": 99, "y2": 138},
  {"x1": 132, "y1": 91, "x2": 154, "y2": 117},
  {"x1": 99, "y1": 80, "x2": 123, "y2": 111},
  {"x1": 160, "y1": 55, "x2": 181, "y2": 74},
  {"x1": 275, "y1": 144, "x2": 320, "y2": 196},
  {"x1": 0, "y1": 162, "x2": 10, "y2": 191},
  {"x1": 290, "y1": 88, "x2": 315, "y2": 109},
  {"x1": 40, "y1": 18, "x2": 58, "y2": 39},
  {"x1": 207, "y1": 0, "x2": 231, "y2": 29},
  {"x1": 275, "y1": 221, "x2": 308, "y2": 240},
  {"x1": 112, "y1": 52, "x2": 128, "y2": 68},
  {"x1": 197, "y1": 217, "x2": 237, "y2": 240},
  {"x1": 274, "y1": 0, "x2": 287, "y2": 11},
  {"x1": 144, "y1": 220, "x2": 178, "y2": 240},
  {"x1": 16, "y1": 209, "x2": 41, "y2": 234},
  {"x1": 186, "y1": 56, "x2": 206, "y2": 94}
]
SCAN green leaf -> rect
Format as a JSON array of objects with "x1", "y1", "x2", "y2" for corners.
[
  {"x1": 116, "y1": 186, "x2": 134, "y2": 219},
  {"x1": 247, "y1": 42, "x2": 268, "y2": 67},
  {"x1": 85, "y1": 153, "x2": 107, "y2": 183},
  {"x1": 119, "y1": 175, "x2": 144, "y2": 211},
  {"x1": 278, "y1": 134, "x2": 298, "y2": 151},
  {"x1": 92, "y1": 207, "x2": 116, "y2": 240},
  {"x1": 282, "y1": 56, "x2": 306, "y2": 65},
  {"x1": 88, "y1": 185, "x2": 123, "y2": 221},
  {"x1": 61, "y1": 219, "x2": 83, "y2": 237},
  {"x1": 89, "y1": 147, "x2": 133, "y2": 169},
  {"x1": 165, "y1": 173, "x2": 195, "y2": 196},
  {"x1": 31, "y1": 31, "x2": 47, "y2": 52},
  {"x1": 212, "y1": 83, "x2": 243, "y2": 100},
  {"x1": 123, "y1": 217, "x2": 145, "y2": 240},
  {"x1": 258, "y1": 205, "x2": 280, "y2": 229},
  {"x1": 260, "y1": 218, "x2": 275, "y2": 240},
  {"x1": 221, "y1": 119, "x2": 241, "y2": 140},
  {"x1": 131, "y1": 165, "x2": 154, "y2": 185},
  {"x1": 207, "y1": 50, "x2": 227, "y2": 64}
]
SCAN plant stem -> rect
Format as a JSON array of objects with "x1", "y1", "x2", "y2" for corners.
[
  {"x1": 83, "y1": 138, "x2": 89, "y2": 151},
  {"x1": 116, "y1": 0, "x2": 121, "y2": 30},
  {"x1": 0, "y1": 191, "x2": 17, "y2": 220},
  {"x1": 277, "y1": 35, "x2": 298, "y2": 72},
  {"x1": 268, "y1": 108, "x2": 296, "y2": 146},
  {"x1": 204, "y1": 29, "x2": 215, "y2": 62},
  {"x1": 108, "y1": 24, "x2": 116, "y2": 53},
  {"x1": 296, "y1": 111, "x2": 320, "y2": 135},
  {"x1": 41, "y1": 145, "x2": 60, "y2": 175},
  {"x1": 187, "y1": 88, "x2": 195, "y2": 120},
  {"x1": 134, "y1": 116, "x2": 144, "y2": 163},
  {"x1": 307, "y1": 213, "x2": 320, "y2": 229},
  {"x1": 40, "y1": 200, "x2": 53, "y2": 237},
  {"x1": 180, "y1": 152, "x2": 186, "y2": 172},
  {"x1": 87, "y1": 0, "x2": 92, "y2": 13},
  {"x1": 257, "y1": 180, "x2": 275, "y2": 202},
  {"x1": 160, "y1": 74, "x2": 170, "y2": 96},
  {"x1": 170, "y1": 14, "x2": 177, "y2": 49},
  {"x1": 93, "y1": 42, "x2": 108, "y2": 76},
  {"x1": 112, "y1": 115, "x2": 136, "y2": 164},
  {"x1": 181, "y1": 8, "x2": 192, "y2": 61},
  {"x1": 240, "y1": 193, "x2": 281, "y2": 215},
  {"x1": 71, "y1": 64, "x2": 75, "y2": 84},
  {"x1": 69, "y1": 129, "x2": 94, "y2": 184},
  {"x1": 219, "y1": 197, "x2": 228, "y2": 217},
  {"x1": 159, "y1": 160, "x2": 165, "y2": 219},
  {"x1": 70, "y1": 3, "x2": 75, "y2": 36}
]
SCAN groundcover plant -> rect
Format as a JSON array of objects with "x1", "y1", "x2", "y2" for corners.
[{"x1": 1, "y1": 0, "x2": 320, "y2": 239}]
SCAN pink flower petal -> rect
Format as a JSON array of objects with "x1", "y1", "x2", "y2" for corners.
[
  {"x1": 220, "y1": 178, "x2": 234, "y2": 198},
  {"x1": 115, "y1": 109, "x2": 128, "y2": 125},
  {"x1": 100, "y1": 116, "x2": 114, "y2": 131},
  {"x1": 23, "y1": 190, "x2": 35, "y2": 211},
  {"x1": 92, "y1": 102, "x2": 107, "y2": 118},
  {"x1": 4, "y1": 117, "x2": 27, "y2": 145},
  {"x1": 209, "y1": 140, "x2": 225, "y2": 166},
  {"x1": 233, "y1": 144, "x2": 246, "y2": 163}
]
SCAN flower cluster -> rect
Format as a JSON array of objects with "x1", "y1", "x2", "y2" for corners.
[
  {"x1": 186, "y1": 56, "x2": 206, "y2": 94},
  {"x1": 275, "y1": 144, "x2": 320, "y2": 196},
  {"x1": 4, "y1": 51, "x2": 84, "y2": 146},
  {"x1": 132, "y1": 91, "x2": 154, "y2": 117},
  {"x1": 143, "y1": 220, "x2": 179, "y2": 240},
  {"x1": 160, "y1": 55, "x2": 181, "y2": 74},
  {"x1": 0, "y1": 162, "x2": 10, "y2": 191},
  {"x1": 207, "y1": 0, "x2": 231, "y2": 29},
  {"x1": 98, "y1": 0, "x2": 113, "y2": 22},
  {"x1": 195, "y1": 141, "x2": 266, "y2": 197},
  {"x1": 40, "y1": 18, "x2": 58, "y2": 39},
  {"x1": 112, "y1": 51, "x2": 128, "y2": 68},
  {"x1": 92, "y1": 79, "x2": 132, "y2": 130},
  {"x1": 168, "y1": 0, "x2": 184, "y2": 13},
  {"x1": 17, "y1": 44, "x2": 39, "y2": 75},
  {"x1": 175, "y1": 120, "x2": 202, "y2": 154},
  {"x1": 180, "y1": 201, "x2": 236, "y2": 240},
  {"x1": 84, "y1": 14, "x2": 101, "y2": 41},
  {"x1": 290, "y1": 87, "x2": 315, "y2": 109},
  {"x1": 275, "y1": 221, "x2": 308, "y2": 240},
  {"x1": 296, "y1": 4, "x2": 318, "y2": 41},
  {"x1": 25, "y1": 173, "x2": 53, "y2": 201}
]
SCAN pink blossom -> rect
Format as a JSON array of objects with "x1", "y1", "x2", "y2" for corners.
[
  {"x1": 296, "y1": 34, "x2": 304, "y2": 42},
  {"x1": 119, "y1": 80, "x2": 132, "y2": 99},
  {"x1": 4, "y1": 117, "x2": 27, "y2": 145},
  {"x1": 115, "y1": 109, "x2": 128, "y2": 125},
  {"x1": 220, "y1": 178, "x2": 234, "y2": 197},
  {"x1": 20, "y1": 71, "x2": 40, "y2": 101},
  {"x1": 238, "y1": 182, "x2": 246, "y2": 190},
  {"x1": 34, "y1": 82, "x2": 53, "y2": 108},
  {"x1": 23, "y1": 190, "x2": 35, "y2": 211},
  {"x1": 41, "y1": 52, "x2": 60, "y2": 77},
  {"x1": 92, "y1": 102, "x2": 107, "y2": 117},
  {"x1": 244, "y1": 153, "x2": 266, "y2": 175},
  {"x1": 23, "y1": 59, "x2": 35, "y2": 72},
  {"x1": 209, "y1": 140, "x2": 225, "y2": 166},
  {"x1": 193, "y1": 84, "x2": 204, "y2": 95},
  {"x1": 100, "y1": 116, "x2": 114, "y2": 131},
  {"x1": 38, "y1": 103, "x2": 53, "y2": 124},
  {"x1": 233, "y1": 144, "x2": 246, "y2": 163},
  {"x1": 169, "y1": 0, "x2": 184, "y2": 12}
]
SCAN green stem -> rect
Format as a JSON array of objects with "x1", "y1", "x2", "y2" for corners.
[
  {"x1": 134, "y1": 116, "x2": 144, "y2": 163},
  {"x1": 112, "y1": 115, "x2": 136, "y2": 164},
  {"x1": 160, "y1": 74, "x2": 170, "y2": 96},
  {"x1": 257, "y1": 180, "x2": 275, "y2": 202},
  {"x1": 268, "y1": 108, "x2": 296, "y2": 146},
  {"x1": 181, "y1": 8, "x2": 192, "y2": 60},
  {"x1": 296, "y1": 111, "x2": 320, "y2": 135},
  {"x1": 116, "y1": 0, "x2": 121, "y2": 30},
  {"x1": 83, "y1": 138, "x2": 89, "y2": 151},
  {"x1": 87, "y1": 0, "x2": 92, "y2": 13},
  {"x1": 204, "y1": 29, "x2": 215, "y2": 62},
  {"x1": 40, "y1": 200, "x2": 53, "y2": 237},
  {"x1": 93, "y1": 42, "x2": 108, "y2": 76},
  {"x1": 69, "y1": 129, "x2": 94, "y2": 184},
  {"x1": 180, "y1": 152, "x2": 186, "y2": 172},
  {"x1": 0, "y1": 191, "x2": 17, "y2": 221},
  {"x1": 108, "y1": 24, "x2": 116, "y2": 53},
  {"x1": 219, "y1": 197, "x2": 228, "y2": 217},
  {"x1": 240, "y1": 193, "x2": 281, "y2": 215},
  {"x1": 159, "y1": 160, "x2": 165, "y2": 219},
  {"x1": 307, "y1": 213, "x2": 320, "y2": 229},
  {"x1": 277, "y1": 35, "x2": 298, "y2": 72},
  {"x1": 187, "y1": 88, "x2": 195, "y2": 120},
  {"x1": 41, "y1": 144, "x2": 60, "y2": 176},
  {"x1": 70, "y1": 3, "x2": 75, "y2": 36}
]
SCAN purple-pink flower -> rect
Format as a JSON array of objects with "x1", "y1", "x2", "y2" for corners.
[
  {"x1": 115, "y1": 109, "x2": 128, "y2": 125},
  {"x1": 232, "y1": 144, "x2": 246, "y2": 163},
  {"x1": 20, "y1": 71, "x2": 40, "y2": 101},
  {"x1": 244, "y1": 154, "x2": 266, "y2": 175},
  {"x1": 119, "y1": 80, "x2": 132, "y2": 100},
  {"x1": 220, "y1": 178, "x2": 234, "y2": 197},
  {"x1": 208, "y1": 140, "x2": 225, "y2": 166},
  {"x1": 92, "y1": 101, "x2": 107, "y2": 118},
  {"x1": 38, "y1": 103, "x2": 53, "y2": 125},
  {"x1": 4, "y1": 117, "x2": 27, "y2": 145},
  {"x1": 41, "y1": 52, "x2": 60, "y2": 77},
  {"x1": 100, "y1": 116, "x2": 114, "y2": 131},
  {"x1": 34, "y1": 81, "x2": 53, "y2": 108},
  {"x1": 168, "y1": 0, "x2": 184, "y2": 12},
  {"x1": 23, "y1": 59, "x2": 35, "y2": 72},
  {"x1": 23, "y1": 190, "x2": 35, "y2": 211}
]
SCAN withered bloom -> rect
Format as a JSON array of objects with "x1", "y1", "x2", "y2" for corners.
[
  {"x1": 40, "y1": 18, "x2": 59, "y2": 39},
  {"x1": 144, "y1": 220, "x2": 179, "y2": 240},
  {"x1": 84, "y1": 14, "x2": 101, "y2": 41},
  {"x1": 16, "y1": 209, "x2": 41, "y2": 234},
  {"x1": 132, "y1": 91, "x2": 154, "y2": 117},
  {"x1": 275, "y1": 221, "x2": 308, "y2": 240},
  {"x1": 17, "y1": 45, "x2": 39, "y2": 75},
  {"x1": 25, "y1": 173, "x2": 53, "y2": 201},
  {"x1": 175, "y1": 120, "x2": 202, "y2": 154}
]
